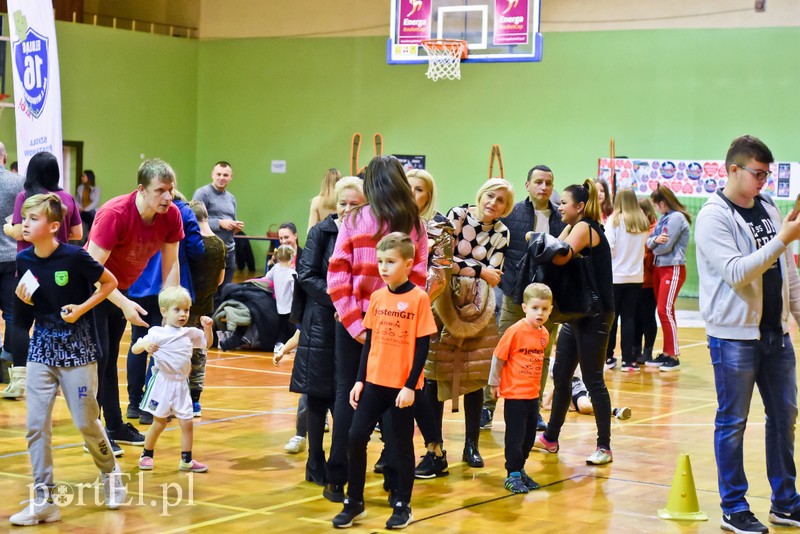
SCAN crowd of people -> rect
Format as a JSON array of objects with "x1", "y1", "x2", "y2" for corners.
[{"x1": 4, "y1": 134, "x2": 800, "y2": 534}]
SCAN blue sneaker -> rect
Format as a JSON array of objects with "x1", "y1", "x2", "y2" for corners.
[
  {"x1": 504, "y1": 473, "x2": 529, "y2": 494},
  {"x1": 193, "y1": 402, "x2": 202, "y2": 417}
]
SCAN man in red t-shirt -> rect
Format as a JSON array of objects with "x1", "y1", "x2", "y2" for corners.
[
  {"x1": 488, "y1": 282, "x2": 552, "y2": 495},
  {"x1": 85, "y1": 159, "x2": 184, "y2": 452}
]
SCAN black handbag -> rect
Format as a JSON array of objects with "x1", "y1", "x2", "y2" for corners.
[{"x1": 543, "y1": 228, "x2": 601, "y2": 324}]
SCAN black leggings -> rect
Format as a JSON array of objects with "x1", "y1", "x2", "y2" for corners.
[
  {"x1": 545, "y1": 311, "x2": 613, "y2": 449},
  {"x1": 504, "y1": 398, "x2": 539, "y2": 474},
  {"x1": 414, "y1": 379, "x2": 443, "y2": 445},
  {"x1": 95, "y1": 298, "x2": 129, "y2": 431},
  {"x1": 347, "y1": 382, "x2": 415, "y2": 504},
  {"x1": 633, "y1": 286, "x2": 657, "y2": 355},
  {"x1": 606, "y1": 283, "x2": 642, "y2": 364},
  {"x1": 327, "y1": 322, "x2": 362, "y2": 485},
  {"x1": 306, "y1": 394, "x2": 335, "y2": 482},
  {"x1": 423, "y1": 379, "x2": 483, "y2": 443}
]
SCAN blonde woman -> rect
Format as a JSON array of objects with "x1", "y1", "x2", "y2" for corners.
[
  {"x1": 425, "y1": 178, "x2": 513, "y2": 468},
  {"x1": 308, "y1": 168, "x2": 342, "y2": 231},
  {"x1": 604, "y1": 189, "x2": 651, "y2": 372}
]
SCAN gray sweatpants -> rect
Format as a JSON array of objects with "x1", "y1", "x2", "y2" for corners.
[{"x1": 26, "y1": 361, "x2": 116, "y2": 487}]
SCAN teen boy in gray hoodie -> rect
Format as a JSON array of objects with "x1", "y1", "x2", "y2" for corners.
[{"x1": 696, "y1": 135, "x2": 800, "y2": 534}]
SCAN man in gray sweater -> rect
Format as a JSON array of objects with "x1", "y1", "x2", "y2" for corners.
[
  {"x1": 192, "y1": 161, "x2": 243, "y2": 303},
  {"x1": 696, "y1": 135, "x2": 800, "y2": 534},
  {"x1": 0, "y1": 142, "x2": 24, "y2": 398}
]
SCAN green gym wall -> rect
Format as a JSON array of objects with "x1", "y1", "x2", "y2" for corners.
[{"x1": 4, "y1": 21, "x2": 800, "y2": 292}]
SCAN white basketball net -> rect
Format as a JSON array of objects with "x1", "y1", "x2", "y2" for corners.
[{"x1": 422, "y1": 40, "x2": 465, "y2": 81}]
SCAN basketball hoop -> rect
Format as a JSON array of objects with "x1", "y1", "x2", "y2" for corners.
[{"x1": 421, "y1": 39, "x2": 468, "y2": 81}]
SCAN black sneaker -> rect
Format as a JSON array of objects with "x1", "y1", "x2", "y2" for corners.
[
  {"x1": 536, "y1": 413, "x2": 547, "y2": 431},
  {"x1": 323, "y1": 483, "x2": 345, "y2": 503},
  {"x1": 126, "y1": 404, "x2": 142, "y2": 419},
  {"x1": 83, "y1": 439, "x2": 124, "y2": 457},
  {"x1": 620, "y1": 361, "x2": 641, "y2": 372},
  {"x1": 480, "y1": 407, "x2": 493, "y2": 430},
  {"x1": 660, "y1": 357, "x2": 681, "y2": 372},
  {"x1": 604, "y1": 357, "x2": 617, "y2": 370},
  {"x1": 331, "y1": 499, "x2": 366, "y2": 528},
  {"x1": 520, "y1": 469, "x2": 541, "y2": 490},
  {"x1": 769, "y1": 508, "x2": 800, "y2": 527},
  {"x1": 639, "y1": 347, "x2": 653, "y2": 364},
  {"x1": 373, "y1": 449, "x2": 387, "y2": 474},
  {"x1": 108, "y1": 422, "x2": 145, "y2": 446},
  {"x1": 109, "y1": 438, "x2": 124, "y2": 457},
  {"x1": 414, "y1": 451, "x2": 449, "y2": 479},
  {"x1": 139, "y1": 411, "x2": 153, "y2": 425},
  {"x1": 720, "y1": 510, "x2": 768, "y2": 533},
  {"x1": 645, "y1": 353, "x2": 670, "y2": 367},
  {"x1": 385, "y1": 502, "x2": 413, "y2": 529}
]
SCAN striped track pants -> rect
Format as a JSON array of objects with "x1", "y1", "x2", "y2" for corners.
[{"x1": 652, "y1": 264, "x2": 686, "y2": 356}]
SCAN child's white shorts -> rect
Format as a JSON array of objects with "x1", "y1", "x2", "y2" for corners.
[{"x1": 139, "y1": 371, "x2": 193, "y2": 420}]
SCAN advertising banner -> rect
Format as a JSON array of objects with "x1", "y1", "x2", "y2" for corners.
[
  {"x1": 494, "y1": 0, "x2": 529, "y2": 45},
  {"x1": 8, "y1": 0, "x2": 63, "y2": 177},
  {"x1": 597, "y1": 158, "x2": 800, "y2": 199},
  {"x1": 398, "y1": 0, "x2": 432, "y2": 45}
]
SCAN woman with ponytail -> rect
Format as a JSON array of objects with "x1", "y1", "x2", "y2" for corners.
[
  {"x1": 645, "y1": 185, "x2": 691, "y2": 372},
  {"x1": 534, "y1": 179, "x2": 616, "y2": 465}
]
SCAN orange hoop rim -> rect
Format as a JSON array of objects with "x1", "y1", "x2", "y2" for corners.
[{"x1": 421, "y1": 39, "x2": 468, "y2": 60}]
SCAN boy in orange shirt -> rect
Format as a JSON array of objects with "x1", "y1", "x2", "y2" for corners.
[
  {"x1": 331, "y1": 233, "x2": 437, "y2": 530},
  {"x1": 489, "y1": 282, "x2": 552, "y2": 494}
]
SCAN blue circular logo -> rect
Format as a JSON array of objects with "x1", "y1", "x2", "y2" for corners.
[{"x1": 14, "y1": 27, "x2": 50, "y2": 119}]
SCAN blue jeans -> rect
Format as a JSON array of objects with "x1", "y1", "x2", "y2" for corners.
[{"x1": 709, "y1": 331, "x2": 800, "y2": 515}]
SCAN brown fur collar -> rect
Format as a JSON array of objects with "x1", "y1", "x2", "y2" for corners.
[{"x1": 433, "y1": 276, "x2": 496, "y2": 339}]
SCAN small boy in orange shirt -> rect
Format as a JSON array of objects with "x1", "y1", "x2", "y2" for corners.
[
  {"x1": 488, "y1": 282, "x2": 552, "y2": 494},
  {"x1": 331, "y1": 232, "x2": 437, "y2": 530}
]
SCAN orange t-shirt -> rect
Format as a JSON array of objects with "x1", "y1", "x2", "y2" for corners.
[
  {"x1": 363, "y1": 285, "x2": 438, "y2": 390},
  {"x1": 494, "y1": 319, "x2": 549, "y2": 400}
]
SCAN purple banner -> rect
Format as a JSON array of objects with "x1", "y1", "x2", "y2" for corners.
[
  {"x1": 398, "y1": 0, "x2": 432, "y2": 45},
  {"x1": 493, "y1": 0, "x2": 529, "y2": 46}
]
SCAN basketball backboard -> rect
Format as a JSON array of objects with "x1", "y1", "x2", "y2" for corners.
[{"x1": 388, "y1": 0, "x2": 542, "y2": 64}]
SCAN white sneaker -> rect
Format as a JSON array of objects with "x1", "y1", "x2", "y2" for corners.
[
  {"x1": 284, "y1": 435, "x2": 306, "y2": 454},
  {"x1": 9, "y1": 500, "x2": 61, "y2": 526},
  {"x1": 273, "y1": 342, "x2": 285, "y2": 354},
  {"x1": 102, "y1": 464, "x2": 127, "y2": 509},
  {"x1": 1, "y1": 365, "x2": 26, "y2": 399},
  {"x1": 586, "y1": 447, "x2": 613, "y2": 465}
]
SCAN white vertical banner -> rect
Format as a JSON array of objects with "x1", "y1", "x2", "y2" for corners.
[{"x1": 7, "y1": 0, "x2": 63, "y2": 178}]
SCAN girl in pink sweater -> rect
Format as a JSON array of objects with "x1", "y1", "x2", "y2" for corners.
[{"x1": 322, "y1": 155, "x2": 427, "y2": 503}]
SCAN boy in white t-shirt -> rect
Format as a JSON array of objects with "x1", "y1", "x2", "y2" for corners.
[{"x1": 132, "y1": 286, "x2": 213, "y2": 473}]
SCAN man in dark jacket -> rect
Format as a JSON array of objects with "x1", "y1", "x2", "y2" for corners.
[{"x1": 482, "y1": 165, "x2": 565, "y2": 430}]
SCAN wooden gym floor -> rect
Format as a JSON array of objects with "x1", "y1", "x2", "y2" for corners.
[{"x1": 0, "y1": 319, "x2": 796, "y2": 533}]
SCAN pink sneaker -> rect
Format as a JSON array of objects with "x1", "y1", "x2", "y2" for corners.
[
  {"x1": 138, "y1": 456, "x2": 153, "y2": 470},
  {"x1": 533, "y1": 433, "x2": 559, "y2": 453},
  {"x1": 179, "y1": 459, "x2": 208, "y2": 473}
]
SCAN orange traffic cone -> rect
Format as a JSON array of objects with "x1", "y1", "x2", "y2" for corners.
[{"x1": 657, "y1": 453, "x2": 708, "y2": 521}]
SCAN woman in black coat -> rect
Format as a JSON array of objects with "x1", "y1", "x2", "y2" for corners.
[{"x1": 290, "y1": 176, "x2": 365, "y2": 484}]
